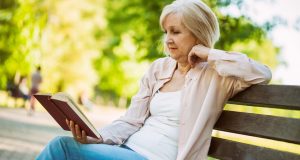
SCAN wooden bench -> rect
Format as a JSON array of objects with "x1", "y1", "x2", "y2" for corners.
[{"x1": 208, "y1": 84, "x2": 300, "y2": 160}]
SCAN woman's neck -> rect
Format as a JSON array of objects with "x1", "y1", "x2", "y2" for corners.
[{"x1": 176, "y1": 62, "x2": 191, "y2": 75}]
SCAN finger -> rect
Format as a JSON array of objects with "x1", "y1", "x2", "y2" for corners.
[
  {"x1": 82, "y1": 130, "x2": 87, "y2": 143},
  {"x1": 69, "y1": 120, "x2": 77, "y2": 138},
  {"x1": 192, "y1": 55, "x2": 200, "y2": 63},
  {"x1": 188, "y1": 54, "x2": 196, "y2": 67},
  {"x1": 66, "y1": 119, "x2": 70, "y2": 128},
  {"x1": 75, "y1": 124, "x2": 82, "y2": 139},
  {"x1": 188, "y1": 52, "x2": 194, "y2": 66},
  {"x1": 190, "y1": 53, "x2": 202, "y2": 67},
  {"x1": 188, "y1": 54, "x2": 192, "y2": 64},
  {"x1": 82, "y1": 130, "x2": 86, "y2": 139}
]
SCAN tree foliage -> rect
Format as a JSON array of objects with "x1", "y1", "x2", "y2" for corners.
[
  {"x1": 39, "y1": 0, "x2": 105, "y2": 98},
  {"x1": 1, "y1": 0, "x2": 280, "y2": 106},
  {"x1": 96, "y1": 0, "x2": 279, "y2": 105},
  {"x1": 0, "y1": 0, "x2": 46, "y2": 89}
]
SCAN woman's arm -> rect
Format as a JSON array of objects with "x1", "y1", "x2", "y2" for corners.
[
  {"x1": 66, "y1": 61, "x2": 156, "y2": 145},
  {"x1": 97, "y1": 66, "x2": 154, "y2": 145},
  {"x1": 206, "y1": 48, "x2": 272, "y2": 84},
  {"x1": 189, "y1": 45, "x2": 272, "y2": 83},
  {"x1": 188, "y1": 45, "x2": 272, "y2": 97}
]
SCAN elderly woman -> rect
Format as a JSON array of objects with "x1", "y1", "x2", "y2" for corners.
[{"x1": 37, "y1": 0, "x2": 271, "y2": 160}]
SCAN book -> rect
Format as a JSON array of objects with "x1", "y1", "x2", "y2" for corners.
[{"x1": 34, "y1": 92, "x2": 100, "y2": 139}]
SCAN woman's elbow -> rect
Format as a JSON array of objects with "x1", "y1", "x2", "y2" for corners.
[{"x1": 260, "y1": 66, "x2": 272, "y2": 84}]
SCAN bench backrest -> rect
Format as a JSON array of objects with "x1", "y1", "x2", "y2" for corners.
[{"x1": 208, "y1": 84, "x2": 300, "y2": 160}]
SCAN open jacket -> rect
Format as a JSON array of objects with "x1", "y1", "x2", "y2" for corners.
[{"x1": 98, "y1": 49, "x2": 272, "y2": 160}]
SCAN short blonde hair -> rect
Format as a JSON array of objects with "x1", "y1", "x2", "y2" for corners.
[{"x1": 160, "y1": 0, "x2": 220, "y2": 48}]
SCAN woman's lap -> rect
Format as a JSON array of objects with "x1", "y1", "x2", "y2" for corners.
[
  {"x1": 79, "y1": 142, "x2": 147, "y2": 160},
  {"x1": 36, "y1": 136, "x2": 147, "y2": 160}
]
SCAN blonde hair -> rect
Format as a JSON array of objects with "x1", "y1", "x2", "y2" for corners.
[{"x1": 160, "y1": 0, "x2": 220, "y2": 48}]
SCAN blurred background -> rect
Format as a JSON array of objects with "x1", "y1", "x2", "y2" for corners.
[{"x1": 0, "y1": 0, "x2": 299, "y2": 159}]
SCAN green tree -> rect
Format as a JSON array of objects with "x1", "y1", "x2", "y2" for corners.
[
  {"x1": 95, "y1": 0, "x2": 279, "y2": 106},
  {"x1": 1, "y1": 0, "x2": 280, "y2": 107},
  {"x1": 0, "y1": 0, "x2": 46, "y2": 89},
  {"x1": 40, "y1": 0, "x2": 105, "y2": 98}
]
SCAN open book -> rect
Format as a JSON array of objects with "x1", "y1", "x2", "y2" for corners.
[{"x1": 34, "y1": 92, "x2": 100, "y2": 139}]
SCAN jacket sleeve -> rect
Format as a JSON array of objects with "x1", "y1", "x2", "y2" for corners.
[
  {"x1": 98, "y1": 67, "x2": 153, "y2": 145},
  {"x1": 207, "y1": 48, "x2": 272, "y2": 98}
]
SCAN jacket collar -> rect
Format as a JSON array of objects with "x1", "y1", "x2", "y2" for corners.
[
  {"x1": 157, "y1": 57, "x2": 208, "y2": 81},
  {"x1": 157, "y1": 57, "x2": 177, "y2": 80}
]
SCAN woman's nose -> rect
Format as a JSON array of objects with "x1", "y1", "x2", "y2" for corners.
[{"x1": 165, "y1": 35, "x2": 174, "y2": 44}]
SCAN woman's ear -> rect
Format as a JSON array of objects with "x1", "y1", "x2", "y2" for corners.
[
  {"x1": 195, "y1": 39, "x2": 201, "y2": 45},
  {"x1": 196, "y1": 41, "x2": 207, "y2": 48}
]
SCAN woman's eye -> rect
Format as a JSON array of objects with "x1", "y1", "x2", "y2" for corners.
[
  {"x1": 162, "y1": 30, "x2": 180, "y2": 34},
  {"x1": 172, "y1": 31, "x2": 180, "y2": 34}
]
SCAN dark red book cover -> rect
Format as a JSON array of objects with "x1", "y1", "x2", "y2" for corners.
[
  {"x1": 34, "y1": 94, "x2": 100, "y2": 139},
  {"x1": 51, "y1": 99, "x2": 98, "y2": 139},
  {"x1": 33, "y1": 94, "x2": 69, "y2": 131}
]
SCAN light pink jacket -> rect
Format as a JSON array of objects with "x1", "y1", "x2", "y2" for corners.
[{"x1": 99, "y1": 49, "x2": 272, "y2": 160}]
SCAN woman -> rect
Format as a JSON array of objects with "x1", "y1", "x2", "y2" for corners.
[{"x1": 37, "y1": 0, "x2": 271, "y2": 159}]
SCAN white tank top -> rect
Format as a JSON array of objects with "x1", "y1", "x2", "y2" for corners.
[{"x1": 125, "y1": 90, "x2": 181, "y2": 160}]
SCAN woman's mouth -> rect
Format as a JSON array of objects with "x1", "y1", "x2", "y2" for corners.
[{"x1": 169, "y1": 47, "x2": 177, "y2": 50}]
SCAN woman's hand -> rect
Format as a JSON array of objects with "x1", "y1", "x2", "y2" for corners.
[
  {"x1": 188, "y1": 44, "x2": 211, "y2": 68},
  {"x1": 66, "y1": 119, "x2": 103, "y2": 144}
]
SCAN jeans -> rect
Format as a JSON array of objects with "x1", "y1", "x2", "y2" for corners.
[{"x1": 36, "y1": 136, "x2": 148, "y2": 160}]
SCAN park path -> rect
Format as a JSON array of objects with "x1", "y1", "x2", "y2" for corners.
[{"x1": 0, "y1": 106, "x2": 125, "y2": 160}]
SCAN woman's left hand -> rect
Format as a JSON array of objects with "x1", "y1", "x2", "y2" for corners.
[
  {"x1": 66, "y1": 119, "x2": 102, "y2": 144},
  {"x1": 188, "y1": 44, "x2": 211, "y2": 68}
]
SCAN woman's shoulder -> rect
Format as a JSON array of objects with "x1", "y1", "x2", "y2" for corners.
[
  {"x1": 143, "y1": 57, "x2": 176, "y2": 80},
  {"x1": 148, "y1": 56, "x2": 176, "y2": 71},
  {"x1": 152, "y1": 56, "x2": 174, "y2": 65}
]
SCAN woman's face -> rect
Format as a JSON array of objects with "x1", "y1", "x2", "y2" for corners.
[{"x1": 163, "y1": 13, "x2": 198, "y2": 63}]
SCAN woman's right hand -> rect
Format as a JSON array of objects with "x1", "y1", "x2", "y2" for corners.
[
  {"x1": 188, "y1": 44, "x2": 211, "y2": 68},
  {"x1": 66, "y1": 119, "x2": 103, "y2": 144}
]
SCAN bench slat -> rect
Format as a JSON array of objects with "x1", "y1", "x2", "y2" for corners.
[
  {"x1": 208, "y1": 137, "x2": 300, "y2": 160},
  {"x1": 228, "y1": 85, "x2": 300, "y2": 110},
  {"x1": 214, "y1": 111, "x2": 300, "y2": 144}
]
